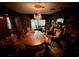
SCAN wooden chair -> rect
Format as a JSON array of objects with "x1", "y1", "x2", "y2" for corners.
[
  {"x1": 25, "y1": 43, "x2": 46, "y2": 57},
  {"x1": 48, "y1": 45, "x2": 64, "y2": 57}
]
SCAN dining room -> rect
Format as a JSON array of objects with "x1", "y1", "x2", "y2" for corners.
[{"x1": 0, "y1": 2, "x2": 79, "y2": 57}]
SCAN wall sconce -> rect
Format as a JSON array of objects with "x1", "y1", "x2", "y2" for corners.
[{"x1": 0, "y1": 16, "x2": 4, "y2": 19}]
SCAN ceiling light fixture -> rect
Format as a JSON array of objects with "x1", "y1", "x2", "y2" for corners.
[
  {"x1": 34, "y1": 12, "x2": 42, "y2": 20},
  {"x1": 33, "y1": 4, "x2": 43, "y2": 19}
]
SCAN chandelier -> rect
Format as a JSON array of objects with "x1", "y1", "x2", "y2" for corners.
[
  {"x1": 33, "y1": 4, "x2": 44, "y2": 19},
  {"x1": 34, "y1": 12, "x2": 42, "y2": 19}
]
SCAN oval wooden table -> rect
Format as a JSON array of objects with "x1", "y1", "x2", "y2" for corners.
[
  {"x1": 16, "y1": 31, "x2": 49, "y2": 56},
  {"x1": 23, "y1": 31, "x2": 48, "y2": 46}
]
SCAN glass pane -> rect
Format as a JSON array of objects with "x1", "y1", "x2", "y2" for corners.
[
  {"x1": 31, "y1": 19, "x2": 45, "y2": 30},
  {"x1": 6, "y1": 17, "x2": 12, "y2": 29}
]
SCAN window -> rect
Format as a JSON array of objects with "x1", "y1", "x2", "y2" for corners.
[
  {"x1": 56, "y1": 18, "x2": 64, "y2": 24},
  {"x1": 31, "y1": 19, "x2": 45, "y2": 30},
  {"x1": 6, "y1": 17, "x2": 12, "y2": 29}
]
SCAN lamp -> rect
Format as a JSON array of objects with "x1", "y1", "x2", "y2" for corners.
[
  {"x1": 34, "y1": 12, "x2": 42, "y2": 19},
  {"x1": 33, "y1": 4, "x2": 44, "y2": 19}
]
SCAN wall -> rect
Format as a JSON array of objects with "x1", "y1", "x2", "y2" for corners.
[
  {"x1": 51, "y1": 7, "x2": 79, "y2": 34},
  {"x1": 0, "y1": 5, "x2": 17, "y2": 39},
  {"x1": 17, "y1": 14, "x2": 32, "y2": 36},
  {"x1": 14, "y1": 16, "x2": 24, "y2": 38}
]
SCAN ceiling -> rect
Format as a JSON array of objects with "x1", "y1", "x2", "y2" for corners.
[{"x1": 1, "y1": 2, "x2": 79, "y2": 14}]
